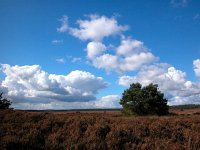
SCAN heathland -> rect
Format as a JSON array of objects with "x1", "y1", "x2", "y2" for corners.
[{"x1": 0, "y1": 107, "x2": 200, "y2": 150}]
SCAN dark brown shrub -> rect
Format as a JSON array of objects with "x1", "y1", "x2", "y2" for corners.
[{"x1": 0, "y1": 110, "x2": 200, "y2": 150}]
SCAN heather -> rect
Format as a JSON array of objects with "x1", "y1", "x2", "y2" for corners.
[{"x1": 0, "y1": 109, "x2": 200, "y2": 150}]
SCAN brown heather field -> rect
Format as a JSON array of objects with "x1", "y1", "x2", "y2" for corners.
[{"x1": 0, "y1": 108, "x2": 200, "y2": 150}]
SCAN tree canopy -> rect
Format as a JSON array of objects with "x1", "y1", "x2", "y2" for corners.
[
  {"x1": 120, "y1": 83, "x2": 169, "y2": 116},
  {"x1": 0, "y1": 92, "x2": 12, "y2": 109}
]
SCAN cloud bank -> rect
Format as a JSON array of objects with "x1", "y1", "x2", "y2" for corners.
[
  {"x1": 119, "y1": 63, "x2": 200, "y2": 105},
  {"x1": 0, "y1": 64, "x2": 114, "y2": 109},
  {"x1": 10, "y1": 95, "x2": 120, "y2": 110}
]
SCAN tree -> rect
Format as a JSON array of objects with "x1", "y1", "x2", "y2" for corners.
[
  {"x1": 0, "y1": 92, "x2": 12, "y2": 109},
  {"x1": 120, "y1": 83, "x2": 169, "y2": 116}
]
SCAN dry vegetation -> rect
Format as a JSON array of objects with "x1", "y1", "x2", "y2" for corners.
[{"x1": 0, "y1": 108, "x2": 200, "y2": 150}]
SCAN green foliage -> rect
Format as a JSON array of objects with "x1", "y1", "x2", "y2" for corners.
[
  {"x1": 120, "y1": 83, "x2": 169, "y2": 116},
  {"x1": 0, "y1": 92, "x2": 12, "y2": 109}
]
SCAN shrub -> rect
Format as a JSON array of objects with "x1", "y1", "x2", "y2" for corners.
[
  {"x1": 96, "y1": 125, "x2": 111, "y2": 140},
  {"x1": 1, "y1": 110, "x2": 200, "y2": 150}
]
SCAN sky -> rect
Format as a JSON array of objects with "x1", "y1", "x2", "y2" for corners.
[{"x1": 0, "y1": 0, "x2": 200, "y2": 109}]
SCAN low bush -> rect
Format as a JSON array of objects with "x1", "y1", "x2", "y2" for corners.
[{"x1": 0, "y1": 110, "x2": 200, "y2": 150}]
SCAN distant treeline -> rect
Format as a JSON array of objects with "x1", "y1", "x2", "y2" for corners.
[
  {"x1": 15, "y1": 104, "x2": 200, "y2": 112},
  {"x1": 18, "y1": 108, "x2": 123, "y2": 112},
  {"x1": 170, "y1": 104, "x2": 200, "y2": 109}
]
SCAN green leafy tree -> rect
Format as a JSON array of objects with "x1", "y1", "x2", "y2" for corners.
[
  {"x1": 0, "y1": 92, "x2": 12, "y2": 109},
  {"x1": 120, "y1": 83, "x2": 169, "y2": 116}
]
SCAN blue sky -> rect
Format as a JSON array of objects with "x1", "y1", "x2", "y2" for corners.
[{"x1": 0, "y1": 0, "x2": 200, "y2": 109}]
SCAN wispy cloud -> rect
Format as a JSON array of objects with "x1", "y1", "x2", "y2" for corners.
[
  {"x1": 65, "y1": 55, "x2": 83, "y2": 64},
  {"x1": 170, "y1": 0, "x2": 188, "y2": 7},
  {"x1": 57, "y1": 15, "x2": 68, "y2": 33},
  {"x1": 71, "y1": 57, "x2": 82, "y2": 63},
  {"x1": 56, "y1": 58, "x2": 65, "y2": 64},
  {"x1": 193, "y1": 13, "x2": 200, "y2": 20},
  {"x1": 51, "y1": 39, "x2": 63, "y2": 45}
]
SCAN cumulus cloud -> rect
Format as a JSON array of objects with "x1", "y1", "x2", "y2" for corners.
[
  {"x1": 92, "y1": 53, "x2": 156, "y2": 73},
  {"x1": 86, "y1": 41, "x2": 106, "y2": 59},
  {"x1": 0, "y1": 64, "x2": 107, "y2": 107},
  {"x1": 193, "y1": 59, "x2": 200, "y2": 77},
  {"x1": 119, "y1": 63, "x2": 200, "y2": 105},
  {"x1": 120, "y1": 52, "x2": 156, "y2": 72},
  {"x1": 90, "y1": 37, "x2": 157, "y2": 73},
  {"x1": 57, "y1": 15, "x2": 157, "y2": 73},
  {"x1": 55, "y1": 14, "x2": 200, "y2": 106},
  {"x1": 116, "y1": 38, "x2": 148, "y2": 56},
  {"x1": 69, "y1": 15, "x2": 128, "y2": 41},
  {"x1": 57, "y1": 15, "x2": 68, "y2": 32},
  {"x1": 93, "y1": 54, "x2": 119, "y2": 72}
]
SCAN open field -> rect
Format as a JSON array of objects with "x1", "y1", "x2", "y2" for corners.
[{"x1": 0, "y1": 108, "x2": 200, "y2": 150}]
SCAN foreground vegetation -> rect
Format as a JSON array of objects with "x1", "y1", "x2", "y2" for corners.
[{"x1": 1, "y1": 109, "x2": 200, "y2": 150}]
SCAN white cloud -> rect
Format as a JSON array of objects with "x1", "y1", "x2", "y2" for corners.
[
  {"x1": 11, "y1": 101, "x2": 94, "y2": 110},
  {"x1": 92, "y1": 52, "x2": 156, "y2": 73},
  {"x1": 90, "y1": 37, "x2": 157, "y2": 73},
  {"x1": 193, "y1": 59, "x2": 200, "y2": 77},
  {"x1": 0, "y1": 64, "x2": 107, "y2": 106},
  {"x1": 11, "y1": 94, "x2": 121, "y2": 110},
  {"x1": 69, "y1": 15, "x2": 128, "y2": 41},
  {"x1": 57, "y1": 15, "x2": 68, "y2": 33},
  {"x1": 65, "y1": 56, "x2": 83, "y2": 64},
  {"x1": 58, "y1": 15, "x2": 156, "y2": 73},
  {"x1": 56, "y1": 58, "x2": 65, "y2": 64},
  {"x1": 0, "y1": 64, "x2": 122, "y2": 110},
  {"x1": 86, "y1": 41, "x2": 106, "y2": 59},
  {"x1": 119, "y1": 63, "x2": 200, "y2": 105},
  {"x1": 52, "y1": 39, "x2": 63, "y2": 45},
  {"x1": 120, "y1": 52, "x2": 156, "y2": 72},
  {"x1": 94, "y1": 95, "x2": 120, "y2": 108},
  {"x1": 116, "y1": 38, "x2": 147, "y2": 56},
  {"x1": 171, "y1": 0, "x2": 188, "y2": 7},
  {"x1": 93, "y1": 54, "x2": 119, "y2": 72}
]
